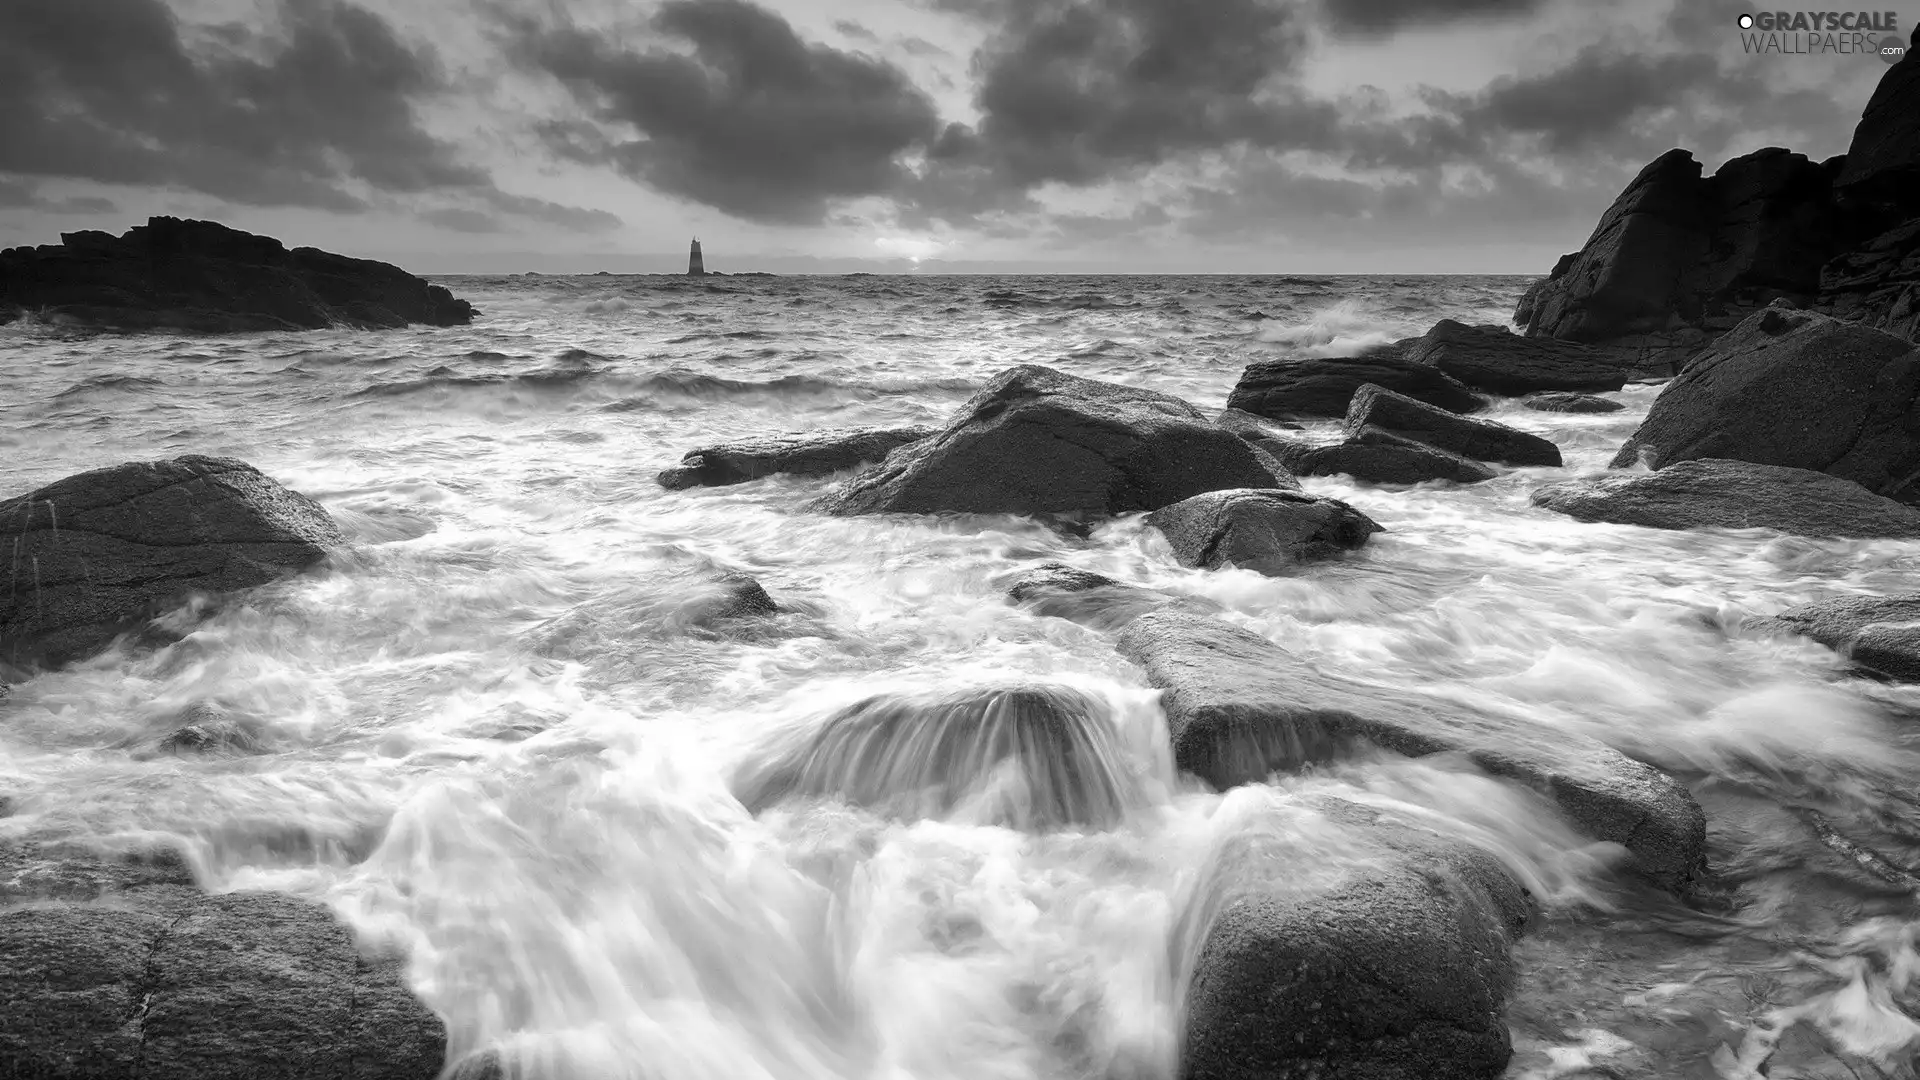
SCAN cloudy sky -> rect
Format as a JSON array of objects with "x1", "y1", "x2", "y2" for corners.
[{"x1": 0, "y1": 0, "x2": 1904, "y2": 272}]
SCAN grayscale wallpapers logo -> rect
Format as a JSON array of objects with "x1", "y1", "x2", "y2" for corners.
[{"x1": 1736, "y1": 10, "x2": 1908, "y2": 61}]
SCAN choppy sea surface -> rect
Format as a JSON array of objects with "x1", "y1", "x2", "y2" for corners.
[{"x1": 6, "y1": 274, "x2": 1920, "y2": 1079}]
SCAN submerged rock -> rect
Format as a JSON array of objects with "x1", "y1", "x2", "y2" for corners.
[
  {"x1": 0, "y1": 455, "x2": 347, "y2": 670},
  {"x1": 1346, "y1": 383, "x2": 1563, "y2": 466},
  {"x1": 1226, "y1": 354, "x2": 1484, "y2": 421},
  {"x1": 814, "y1": 365, "x2": 1292, "y2": 518},
  {"x1": 1532, "y1": 459, "x2": 1920, "y2": 539},
  {"x1": 656, "y1": 425, "x2": 937, "y2": 489},
  {"x1": 1180, "y1": 795, "x2": 1530, "y2": 1080},
  {"x1": 1265, "y1": 427, "x2": 1498, "y2": 486},
  {"x1": 1147, "y1": 489, "x2": 1382, "y2": 574},
  {"x1": 1520, "y1": 391, "x2": 1625, "y2": 414},
  {"x1": 1115, "y1": 610, "x2": 1708, "y2": 892},
  {"x1": 0, "y1": 217, "x2": 474, "y2": 332},
  {"x1": 528, "y1": 569, "x2": 782, "y2": 657},
  {"x1": 1004, "y1": 562, "x2": 1221, "y2": 631},
  {"x1": 1403, "y1": 319, "x2": 1633, "y2": 394},
  {"x1": 1608, "y1": 308, "x2": 1920, "y2": 500},
  {"x1": 1759, "y1": 594, "x2": 1920, "y2": 682},
  {"x1": 154, "y1": 701, "x2": 265, "y2": 756}
]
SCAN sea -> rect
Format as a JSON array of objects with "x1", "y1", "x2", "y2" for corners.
[{"x1": 5, "y1": 273, "x2": 1920, "y2": 1080}]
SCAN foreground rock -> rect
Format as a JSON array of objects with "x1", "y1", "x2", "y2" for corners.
[
  {"x1": 1521, "y1": 391, "x2": 1625, "y2": 414},
  {"x1": 1347, "y1": 383, "x2": 1562, "y2": 466},
  {"x1": 1268, "y1": 428, "x2": 1498, "y2": 486},
  {"x1": 1226, "y1": 354, "x2": 1484, "y2": 421},
  {"x1": 0, "y1": 217, "x2": 474, "y2": 332},
  {"x1": 1608, "y1": 308, "x2": 1920, "y2": 501},
  {"x1": 1532, "y1": 459, "x2": 1920, "y2": 538},
  {"x1": 1116, "y1": 610, "x2": 1707, "y2": 892},
  {"x1": 0, "y1": 843, "x2": 446, "y2": 1079},
  {"x1": 1181, "y1": 796, "x2": 1530, "y2": 1080},
  {"x1": 656, "y1": 426, "x2": 937, "y2": 489},
  {"x1": 1004, "y1": 563, "x2": 1221, "y2": 631},
  {"x1": 1402, "y1": 319, "x2": 1633, "y2": 394},
  {"x1": 0, "y1": 455, "x2": 347, "y2": 670},
  {"x1": 814, "y1": 365, "x2": 1293, "y2": 518},
  {"x1": 1147, "y1": 489, "x2": 1382, "y2": 574},
  {"x1": 1758, "y1": 594, "x2": 1920, "y2": 682}
]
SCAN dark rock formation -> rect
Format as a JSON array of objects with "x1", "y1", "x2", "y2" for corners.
[
  {"x1": 1834, "y1": 56, "x2": 1920, "y2": 205},
  {"x1": 1759, "y1": 594, "x2": 1920, "y2": 682},
  {"x1": 1265, "y1": 428, "x2": 1499, "y2": 486},
  {"x1": 1402, "y1": 319, "x2": 1634, "y2": 394},
  {"x1": 1531, "y1": 459, "x2": 1920, "y2": 538},
  {"x1": 1346, "y1": 383, "x2": 1563, "y2": 466},
  {"x1": 1820, "y1": 216, "x2": 1920, "y2": 343},
  {"x1": 814, "y1": 365, "x2": 1294, "y2": 518},
  {"x1": 656, "y1": 426, "x2": 937, "y2": 489},
  {"x1": 0, "y1": 843, "x2": 446, "y2": 1080},
  {"x1": 1180, "y1": 797, "x2": 1530, "y2": 1080},
  {"x1": 1607, "y1": 308, "x2": 1920, "y2": 501},
  {"x1": 0, "y1": 217, "x2": 474, "y2": 332},
  {"x1": 0, "y1": 456, "x2": 347, "y2": 670},
  {"x1": 1520, "y1": 391, "x2": 1625, "y2": 414},
  {"x1": 1115, "y1": 609, "x2": 1708, "y2": 892},
  {"x1": 1225, "y1": 354, "x2": 1484, "y2": 421},
  {"x1": 1004, "y1": 563, "x2": 1221, "y2": 631},
  {"x1": 1146, "y1": 489, "x2": 1382, "y2": 574}
]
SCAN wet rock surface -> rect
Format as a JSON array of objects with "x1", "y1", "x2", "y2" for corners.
[
  {"x1": 1264, "y1": 427, "x2": 1500, "y2": 485},
  {"x1": 1225, "y1": 353, "x2": 1485, "y2": 421},
  {"x1": 1520, "y1": 391, "x2": 1625, "y2": 414},
  {"x1": 656, "y1": 426, "x2": 937, "y2": 489},
  {"x1": 1758, "y1": 593, "x2": 1920, "y2": 682},
  {"x1": 1147, "y1": 488, "x2": 1382, "y2": 574},
  {"x1": 1346, "y1": 383, "x2": 1562, "y2": 466},
  {"x1": 1532, "y1": 459, "x2": 1920, "y2": 539},
  {"x1": 1402, "y1": 319, "x2": 1634, "y2": 394}
]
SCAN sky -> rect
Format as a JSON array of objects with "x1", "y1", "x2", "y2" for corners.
[{"x1": 0, "y1": 0, "x2": 1908, "y2": 273}]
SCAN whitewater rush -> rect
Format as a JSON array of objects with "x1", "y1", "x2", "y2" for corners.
[{"x1": 1737, "y1": 10, "x2": 1909, "y2": 58}]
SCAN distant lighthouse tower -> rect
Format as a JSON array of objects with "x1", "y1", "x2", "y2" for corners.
[{"x1": 687, "y1": 238, "x2": 705, "y2": 276}]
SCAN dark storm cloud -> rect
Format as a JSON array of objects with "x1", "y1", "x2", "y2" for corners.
[
  {"x1": 0, "y1": 178, "x2": 119, "y2": 216},
  {"x1": 1454, "y1": 47, "x2": 1722, "y2": 153},
  {"x1": 505, "y1": 0, "x2": 943, "y2": 225},
  {"x1": 1317, "y1": 0, "x2": 1550, "y2": 36}
]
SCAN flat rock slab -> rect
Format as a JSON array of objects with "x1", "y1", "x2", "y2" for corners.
[
  {"x1": 1608, "y1": 307, "x2": 1920, "y2": 501},
  {"x1": 656, "y1": 426, "x2": 937, "y2": 489},
  {"x1": 0, "y1": 455, "x2": 347, "y2": 669},
  {"x1": 1147, "y1": 488, "x2": 1382, "y2": 574},
  {"x1": 1521, "y1": 391, "x2": 1625, "y2": 414},
  {"x1": 1347, "y1": 383, "x2": 1563, "y2": 466},
  {"x1": 814, "y1": 365, "x2": 1293, "y2": 518},
  {"x1": 1403, "y1": 319, "x2": 1632, "y2": 395},
  {"x1": 1004, "y1": 562, "x2": 1222, "y2": 631},
  {"x1": 1759, "y1": 594, "x2": 1920, "y2": 682},
  {"x1": 1182, "y1": 795, "x2": 1530, "y2": 1080},
  {"x1": 1531, "y1": 458, "x2": 1920, "y2": 539},
  {"x1": 1265, "y1": 427, "x2": 1498, "y2": 485},
  {"x1": 1226, "y1": 354, "x2": 1484, "y2": 421},
  {"x1": 1115, "y1": 609, "x2": 1708, "y2": 892}
]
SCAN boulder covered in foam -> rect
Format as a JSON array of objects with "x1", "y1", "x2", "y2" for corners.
[
  {"x1": 1146, "y1": 489, "x2": 1382, "y2": 574},
  {"x1": 656, "y1": 425, "x2": 937, "y2": 489}
]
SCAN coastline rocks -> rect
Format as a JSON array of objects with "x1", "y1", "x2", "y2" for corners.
[
  {"x1": 1520, "y1": 391, "x2": 1625, "y2": 414},
  {"x1": 1403, "y1": 319, "x2": 1632, "y2": 394},
  {"x1": 1225, "y1": 354, "x2": 1484, "y2": 421},
  {"x1": 1759, "y1": 594, "x2": 1920, "y2": 682},
  {"x1": 1271, "y1": 428, "x2": 1498, "y2": 486},
  {"x1": 656, "y1": 426, "x2": 937, "y2": 489},
  {"x1": 1607, "y1": 308, "x2": 1920, "y2": 501},
  {"x1": 1347, "y1": 383, "x2": 1563, "y2": 466},
  {"x1": 1147, "y1": 489, "x2": 1382, "y2": 574},
  {"x1": 1180, "y1": 796, "x2": 1530, "y2": 1080},
  {"x1": 1531, "y1": 459, "x2": 1920, "y2": 538},
  {"x1": 0, "y1": 455, "x2": 347, "y2": 670},
  {"x1": 1115, "y1": 610, "x2": 1708, "y2": 892},
  {"x1": 0, "y1": 217, "x2": 474, "y2": 332},
  {"x1": 814, "y1": 365, "x2": 1293, "y2": 518},
  {"x1": 1005, "y1": 562, "x2": 1221, "y2": 630},
  {"x1": 1819, "y1": 217, "x2": 1920, "y2": 343},
  {"x1": 1833, "y1": 56, "x2": 1920, "y2": 206}
]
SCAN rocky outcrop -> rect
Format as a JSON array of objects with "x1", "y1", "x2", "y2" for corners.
[
  {"x1": 656, "y1": 426, "x2": 937, "y2": 489},
  {"x1": 1347, "y1": 383, "x2": 1562, "y2": 467},
  {"x1": 1004, "y1": 562, "x2": 1221, "y2": 630},
  {"x1": 1834, "y1": 57, "x2": 1920, "y2": 205},
  {"x1": 814, "y1": 365, "x2": 1294, "y2": 518},
  {"x1": 1531, "y1": 459, "x2": 1920, "y2": 538},
  {"x1": 1180, "y1": 796, "x2": 1530, "y2": 1080},
  {"x1": 1520, "y1": 391, "x2": 1625, "y2": 414},
  {"x1": 0, "y1": 456, "x2": 347, "y2": 670},
  {"x1": 1607, "y1": 308, "x2": 1920, "y2": 501},
  {"x1": 1402, "y1": 319, "x2": 1634, "y2": 394},
  {"x1": 0, "y1": 217, "x2": 474, "y2": 332},
  {"x1": 1819, "y1": 217, "x2": 1920, "y2": 343},
  {"x1": 1266, "y1": 428, "x2": 1499, "y2": 486},
  {"x1": 1225, "y1": 354, "x2": 1484, "y2": 421},
  {"x1": 0, "y1": 843, "x2": 446, "y2": 1079},
  {"x1": 1758, "y1": 593, "x2": 1920, "y2": 682},
  {"x1": 1115, "y1": 609, "x2": 1708, "y2": 892},
  {"x1": 1146, "y1": 489, "x2": 1382, "y2": 574}
]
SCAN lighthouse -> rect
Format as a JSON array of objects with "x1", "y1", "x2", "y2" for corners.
[{"x1": 687, "y1": 238, "x2": 705, "y2": 276}]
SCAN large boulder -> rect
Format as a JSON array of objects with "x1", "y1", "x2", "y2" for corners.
[
  {"x1": 1179, "y1": 795, "x2": 1530, "y2": 1080},
  {"x1": 0, "y1": 456, "x2": 347, "y2": 670},
  {"x1": 1115, "y1": 610, "x2": 1708, "y2": 892},
  {"x1": 1146, "y1": 489, "x2": 1382, "y2": 574},
  {"x1": 1532, "y1": 459, "x2": 1920, "y2": 538},
  {"x1": 813, "y1": 366, "x2": 1294, "y2": 518},
  {"x1": 1266, "y1": 428, "x2": 1498, "y2": 486},
  {"x1": 1606, "y1": 307, "x2": 1920, "y2": 501},
  {"x1": 0, "y1": 217, "x2": 474, "y2": 332},
  {"x1": 1755, "y1": 594, "x2": 1920, "y2": 682},
  {"x1": 1520, "y1": 391, "x2": 1625, "y2": 414},
  {"x1": 1402, "y1": 319, "x2": 1633, "y2": 394},
  {"x1": 656, "y1": 426, "x2": 937, "y2": 489},
  {"x1": 1346, "y1": 383, "x2": 1562, "y2": 466},
  {"x1": 1225, "y1": 354, "x2": 1484, "y2": 421},
  {"x1": 1833, "y1": 55, "x2": 1920, "y2": 207}
]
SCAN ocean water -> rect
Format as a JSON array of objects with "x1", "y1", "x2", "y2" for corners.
[{"x1": 5, "y1": 274, "x2": 1920, "y2": 1079}]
